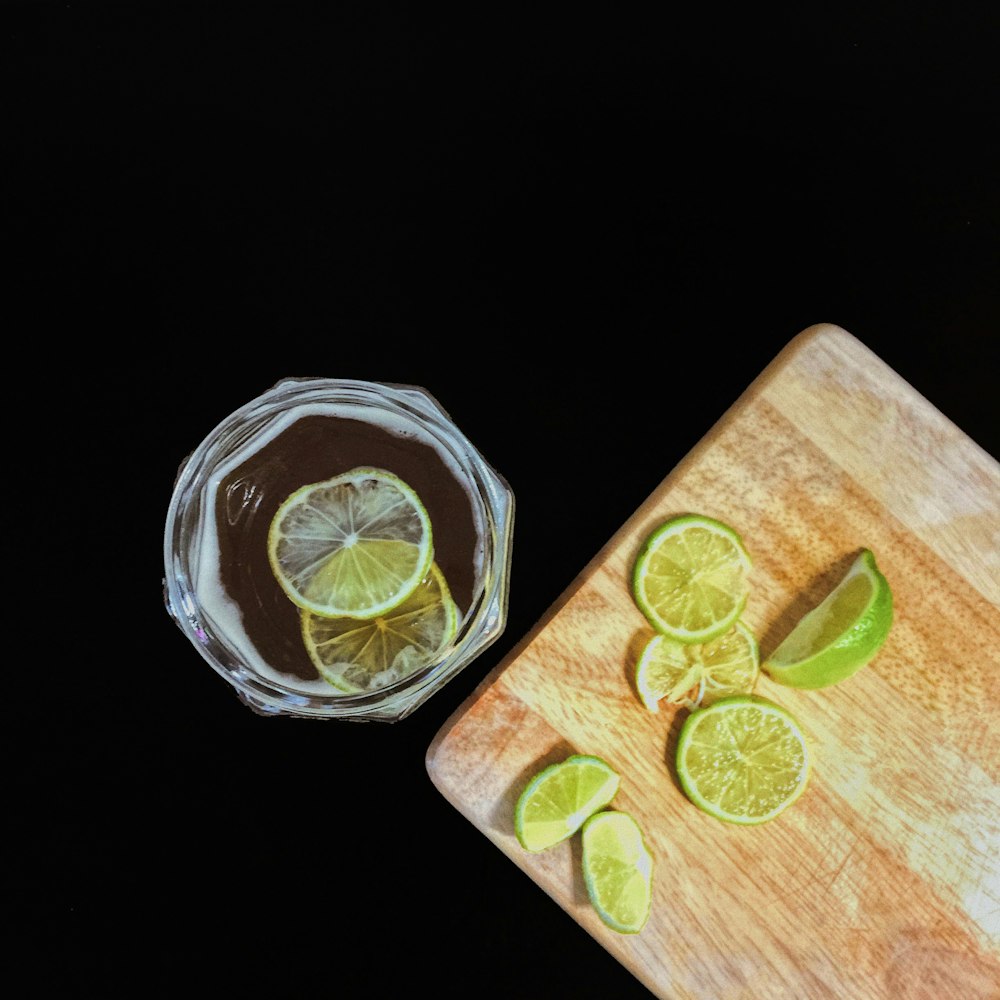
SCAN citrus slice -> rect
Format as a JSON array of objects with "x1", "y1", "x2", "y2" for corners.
[
  {"x1": 632, "y1": 514, "x2": 751, "y2": 644},
  {"x1": 581, "y1": 810, "x2": 653, "y2": 934},
  {"x1": 268, "y1": 467, "x2": 433, "y2": 619},
  {"x1": 676, "y1": 695, "x2": 810, "y2": 825},
  {"x1": 303, "y1": 563, "x2": 459, "y2": 693},
  {"x1": 635, "y1": 620, "x2": 759, "y2": 711},
  {"x1": 514, "y1": 755, "x2": 620, "y2": 853},
  {"x1": 763, "y1": 549, "x2": 893, "y2": 689}
]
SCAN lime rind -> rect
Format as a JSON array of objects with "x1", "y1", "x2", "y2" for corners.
[
  {"x1": 763, "y1": 549, "x2": 893, "y2": 689},
  {"x1": 303, "y1": 563, "x2": 459, "y2": 694},
  {"x1": 581, "y1": 810, "x2": 653, "y2": 934},
  {"x1": 514, "y1": 754, "x2": 620, "y2": 853},
  {"x1": 632, "y1": 513, "x2": 752, "y2": 644},
  {"x1": 676, "y1": 694, "x2": 810, "y2": 825},
  {"x1": 267, "y1": 467, "x2": 434, "y2": 620}
]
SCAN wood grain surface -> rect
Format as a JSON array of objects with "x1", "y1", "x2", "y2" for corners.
[{"x1": 426, "y1": 324, "x2": 1000, "y2": 1000}]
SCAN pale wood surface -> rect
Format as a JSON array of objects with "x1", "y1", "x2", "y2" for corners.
[{"x1": 426, "y1": 324, "x2": 1000, "y2": 1000}]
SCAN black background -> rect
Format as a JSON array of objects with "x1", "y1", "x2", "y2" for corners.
[{"x1": 10, "y1": 4, "x2": 998, "y2": 997}]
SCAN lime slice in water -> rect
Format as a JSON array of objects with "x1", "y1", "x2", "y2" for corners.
[
  {"x1": 303, "y1": 562, "x2": 458, "y2": 693},
  {"x1": 268, "y1": 467, "x2": 433, "y2": 620}
]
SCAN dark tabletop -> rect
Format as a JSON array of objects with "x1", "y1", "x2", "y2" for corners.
[{"x1": 12, "y1": 5, "x2": 998, "y2": 998}]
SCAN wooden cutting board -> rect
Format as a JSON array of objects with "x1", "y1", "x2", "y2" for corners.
[{"x1": 426, "y1": 324, "x2": 1000, "y2": 1000}]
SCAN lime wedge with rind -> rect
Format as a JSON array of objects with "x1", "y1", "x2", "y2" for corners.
[
  {"x1": 633, "y1": 514, "x2": 751, "y2": 644},
  {"x1": 763, "y1": 549, "x2": 892, "y2": 689},
  {"x1": 581, "y1": 810, "x2": 653, "y2": 934},
  {"x1": 636, "y1": 620, "x2": 759, "y2": 711},
  {"x1": 303, "y1": 563, "x2": 458, "y2": 694},
  {"x1": 676, "y1": 695, "x2": 810, "y2": 825},
  {"x1": 268, "y1": 467, "x2": 433, "y2": 620},
  {"x1": 514, "y1": 755, "x2": 620, "y2": 853}
]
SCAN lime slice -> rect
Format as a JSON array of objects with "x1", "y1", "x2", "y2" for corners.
[
  {"x1": 763, "y1": 549, "x2": 893, "y2": 689},
  {"x1": 303, "y1": 563, "x2": 459, "y2": 693},
  {"x1": 514, "y1": 755, "x2": 620, "y2": 853},
  {"x1": 632, "y1": 514, "x2": 751, "y2": 644},
  {"x1": 635, "y1": 620, "x2": 759, "y2": 711},
  {"x1": 676, "y1": 695, "x2": 810, "y2": 825},
  {"x1": 268, "y1": 467, "x2": 433, "y2": 619},
  {"x1": 581, "y1": 811, "x2": 653, "y2": 934}
]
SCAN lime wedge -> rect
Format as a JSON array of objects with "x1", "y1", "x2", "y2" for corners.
[
  {"x1": 632, "y1": 514, "x2": 751, "y2": 644},
  {"x1": 763, "y1": 549, "x2": 893, "y2": 689},
  {"x1": 635, "y1": 620, "x2": 759, "y2": 711},
  {"x1": 514, "y1": 755, "x2": 620, "y2": 853},
  {"x1": 303, "y1": 563, "x2": 458, "y2": 693},
  {"x1": 581, "y1": 810, "x2": 653, "y2": 934},
  {"x1": 268, "y1": 467, "x2": 433, "y2": 619},
  {"x1": 676, "y1": 695, "x2": 810, "y2": 824}
]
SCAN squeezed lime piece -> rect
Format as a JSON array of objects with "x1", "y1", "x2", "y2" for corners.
[{"x1": 636, "y1": 620, "x2": 759, "y2": 710}]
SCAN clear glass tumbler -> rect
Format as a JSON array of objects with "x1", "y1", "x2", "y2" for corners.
[{"x1": 163, "y1": 377, "x2": 514, "y2": 720}]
